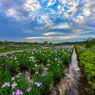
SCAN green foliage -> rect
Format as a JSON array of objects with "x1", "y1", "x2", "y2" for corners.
[{"x1": 75, "y1": 45, "x2": 95, "y2": 93}]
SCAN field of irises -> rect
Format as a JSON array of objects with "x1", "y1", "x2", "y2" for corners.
[{"x1": 0, "y1": 47, "x2": 73, "y2": 95}]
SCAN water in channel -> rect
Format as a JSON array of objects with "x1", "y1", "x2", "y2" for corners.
[{"x1": 49, "y1": 49, "x2": 80, "y2": 95}]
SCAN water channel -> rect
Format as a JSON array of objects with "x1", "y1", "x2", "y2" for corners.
[{"x1": 49, "y1": 49, "x2": 80, "y2": 95}]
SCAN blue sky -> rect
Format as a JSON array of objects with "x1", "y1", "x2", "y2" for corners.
[{"x1": 0, "y1": 0, "x2": 95, "y2": 43}]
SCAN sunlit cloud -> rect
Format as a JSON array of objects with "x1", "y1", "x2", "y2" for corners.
[
  {"x1": 43, "y1": 32, "x2": 56, "y2": 36},
  {"x1": 47, "y1": 0, "x2": 56, "y2": 7},
  {"x1": 25, "y1": 35, "x2": 78, "y2": 40}
]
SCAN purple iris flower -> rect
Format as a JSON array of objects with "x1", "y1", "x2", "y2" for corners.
[
  {"x1": 13, "y1": 89, "x2": 23, "y2": 95},
  {"x1": 27, "y1": 87, "x2": 31, "y2": 92},
  {"x1": 40, "y1": 73, "x2": 46, "y2": 78},
  {"x1": 44, "y1": 67, "x2": 48, "y2": 71},
  {"x1": 2, "y1": 82, "x2": 10, "y2": 88},
  {"x1": 35, "y1": 82, "x2": 42, "y2": 87},
  {"x1": 4, "y1": 64, "x2": 8, "y2": 67},
  {"x1": 10, "y1": 73, "x2": 14, "y2": 76}
]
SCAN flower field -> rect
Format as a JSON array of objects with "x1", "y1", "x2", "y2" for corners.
[{"x1": 0, "y1": 47, "x2": 73, "y2": 95}]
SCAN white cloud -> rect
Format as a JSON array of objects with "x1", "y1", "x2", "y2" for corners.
[
  {"x1": 43, "y1": 32, "x2": 66, "y2": 36},
  {"x1": 24, "y1": 0, "x2": 42, "y2": 21},
  {"x1": 58, "y1": 0, "x2": 66, "y2": 4},
  {"x1": 74, "y1": 14, "x2": 85, "y2": 24},
  {"x1": 35, "y1": 23, "x2": 70, "y2": 32},
  {"x1": 24, "y1": 0, "x2": 41, "y2": 12},
  {"x1": 37, "y1": 14, "x2": 53, "y2": 24},
  {"x1": 47, "y1": 0, "x2": 56, "y2": 7},
  {"x1": 58, "y1": 0, "x2": 79, "y2": 17},
  {"x1": 64, "y1": 13, "x2": 70, "y2": 18},
  {"x1": 43, "y1": 32, "x2": 56, "y2": 36},
  {"x1": 83, "y1": 8, "x2": 91, "y2": 17},
  {"x1": 53, "y1": 23, "x2": 70, "y2": 29},
  {"x1": 5, "y1": 8, "x2": 26, "y2": 21},
  {"x1": 57, "y1": 5, "x2": 61, "y2": 10},
  {"x1": 50, "y1": 8, "x2": 56, "y2": 14}
]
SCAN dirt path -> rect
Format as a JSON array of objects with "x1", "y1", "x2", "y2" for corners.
[{"x1": 0, "y1": 50, "x2": 23, "y2": 57}]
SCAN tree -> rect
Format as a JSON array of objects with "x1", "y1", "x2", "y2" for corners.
[{"x1": 44, "y1": 41, "x2": 48, "y2": 44}]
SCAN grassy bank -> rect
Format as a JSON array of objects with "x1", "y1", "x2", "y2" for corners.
[{"x1": 75, "y1": 45, "x2": 95, "y2": 94}]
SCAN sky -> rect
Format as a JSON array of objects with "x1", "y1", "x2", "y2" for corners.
[{"x1": 0, "y1": 0, "x2": 95, "y2": 43}]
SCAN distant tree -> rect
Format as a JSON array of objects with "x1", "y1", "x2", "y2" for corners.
[
  {"x1": 85, "y1": 38, "x2": 95, "y2": 48},
  {"x1": 44, "y1": 41, "x2": 48, "y2": 44},
  {"x1": 34, "y1": 42, "x2": 38, "y2": 44},
  {"x1": 49, "y1": 42, "x2": 52, "y2": 45}
]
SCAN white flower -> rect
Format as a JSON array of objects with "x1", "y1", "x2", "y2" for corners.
[
  {"x1": 16, "y1": 74, "x2": 19, "y2": 78},
  {"x1": 12, "y1": 77, "x2": 15, "y2": 81},
  {"x1": 55, "y1": 58, "x2": 57, "y2": 61},
  {"x1": 35, "y1": 72, "x2": 39, "y2": 74},
  {"x1": 11, "y1": 81, "x2": 17, "y2": 89}
]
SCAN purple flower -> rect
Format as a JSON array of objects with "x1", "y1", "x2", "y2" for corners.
[
  {"x1": 13, "y1": 89, "x2": 23, "y2": 95},
  {"x1": 44, "y1": 67, "x2": 48, "y2": 71},
  {"x1": 4, "y1": 64, "x2": 8, "y2": 67},
  {"x1": 35, "y1": 82, "x2": 42, "y2": 87},
  {"x1": 10, "y1": 73, "x2": 14, "y2": 76},
  {"x1": 2, "y1": 82, "x2": 10, "y2": 88},
  {"x1": 27, "y1": 87, "x2": 31, "y2": 92},
  {"x1": 58, "y1": 58, "x2": 60, "y2": 60},
  {"x1": 40, "y1": 73, "x2": 46, "y2": 78}
]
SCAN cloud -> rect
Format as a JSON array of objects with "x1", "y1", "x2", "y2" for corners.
[
  {"x1": 52, "y1": 23, "x2": 70, "y2": 29},
  {"x1": 83, "y1": 8, "x2": 91, "y2": 17},
  {"x1": 43, "y1": 32, "x2": 56, "y2": 36},
  {"x1": 47, "y1": 0, "x2": 56, "y2": 7},
  {"x1": 43, "y1": 32, "x2": 65, "y2": 36},
  {"x1": 5, "y1": 8, "x2": 26, "y2": 21},
  {"x1": 24, "y1": 0, "x2": 41, "y2": 12},
  {"x1": 0, "y1": 0, "x2": 26, "y2": 21},
  {"x1": 25, "y1": 35, "x2": 78, "y2": 40}
]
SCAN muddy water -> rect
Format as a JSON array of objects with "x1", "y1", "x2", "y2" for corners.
[{"x1": 49, "y1": 49, "x2": 80, "y2": 95}]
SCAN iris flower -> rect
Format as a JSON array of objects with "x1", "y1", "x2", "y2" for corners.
[
  {"x1": 2, "y1": 82, "x2": 10, "y2": 88},
  {"x1": 13, "y1": 89, "x2": 23, "y2": 95},
  {"x1": 27, "y1": 87, "x2": 31, "y2": 92},
  {"x1": 35, "y1": 82, "x2": 42, "y2": 87},
  {"x1": 40, "y1": 73, "x2": 46, "y2": 78},
  {"x1": 11, "y1": 81, "x2": 17, "y2": 89},
  {"x1": 4, "y1": 64, "x2": 8, "y2": 67}
]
